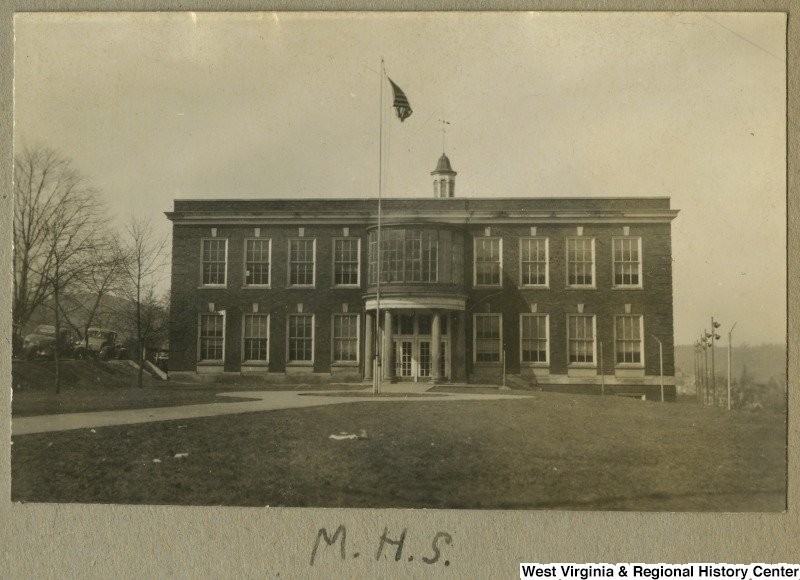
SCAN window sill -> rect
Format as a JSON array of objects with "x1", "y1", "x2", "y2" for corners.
[
  {"x1": 198, "y1": 285, "x2": 227, "y2": 290},
  {"x1": 473, "y1": 361, "x2": 502, "y2": 366},
  {"x1": 286, "y1": 361, "x2": 313, "y2": 367},
  {"x1": 242, "y1": 360, "x2": 269, "y2": 366},
  {"x1": 473, "y1": 285, "x2": 503, "y2": 289},
  {"x1": 331, "y1": 285, "x2": 362, "y2": 289},
  {"x1": 612, "y1": 286, "x2": 644, "y2": 290},
  {"x1": 521, "y1": 362, "x2": 550, "y2": 367},
  {"x1": 242, "y1": 285, "x2": 271, "y2": 289},
  {"x1": 519, "y1": 285, "x2": 549, "y2": 290},
  {"x1": 565, "y1": 285, "x2": 596, "y2": 290},
  {"x1": 286, "y1": 285, "x2": 316, "y2": 290},
  {"x1": 197, "y1": 360, "x2": 224, "y2": 366},
  {"x1": 332, "y1": 361, "x2": 359, "y2": 367}
]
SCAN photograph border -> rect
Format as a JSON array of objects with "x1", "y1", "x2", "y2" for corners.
[{"x1": 1, "y1": 1, "x2": 796, "y2": 576}]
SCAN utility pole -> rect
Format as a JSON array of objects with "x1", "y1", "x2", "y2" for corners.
[
  {"x1": 708, "y1": 318, "x2": 721, "y2": 406},
  {"x1": 702, "y1": 331, "x2": 710, "y2": 405},
  {"x1": 599, "y1": 342, "x2": 605, "y2": 396},
  {"x1": 727, "y1": 322, "x2": 737, "y2": 411},
  {"x1": 651, "y1": 334, "x2": 664, "y2": 402}
]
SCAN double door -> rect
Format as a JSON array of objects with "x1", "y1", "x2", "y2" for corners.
[{"x1": 394, "y1": 338, "x2": 448, "y2": 381}]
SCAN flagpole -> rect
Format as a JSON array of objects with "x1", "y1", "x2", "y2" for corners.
[{"x1": 373, "y1": 58, "x2": 384, "y2": 396}]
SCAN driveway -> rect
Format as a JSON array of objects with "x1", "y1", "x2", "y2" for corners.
[{"x1": 11, "y1": 389, "x2": 521, "y2": 435}]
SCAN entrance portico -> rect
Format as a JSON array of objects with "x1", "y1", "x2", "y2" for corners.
[{"x1": 364, "y1": 296, "x2": 466, "y2": 384}]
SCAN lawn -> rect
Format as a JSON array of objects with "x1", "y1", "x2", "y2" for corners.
[
  {"x1": 11, "y1": 392, "x2": 787, "y2": 511},
  {"x1": 11, "y1": 360, "x2": 364, "y2": 416}
]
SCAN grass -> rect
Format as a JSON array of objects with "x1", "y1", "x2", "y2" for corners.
[
  {"x1": 11, "y1": 391, "x2": 786, "y2": 511},
  {"x1": 11, "y1": 360, "x2": 366, "y2": 416}
]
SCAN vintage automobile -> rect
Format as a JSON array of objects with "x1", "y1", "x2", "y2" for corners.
[
  {"x1": 72, "y1": 328, "x2": 128, "y2": 360},
  {"x1": 21, "y1": 325, "x2": 76, "y2": 361}
]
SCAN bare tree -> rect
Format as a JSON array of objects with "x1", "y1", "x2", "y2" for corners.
[
  {"x1": 40, "y1": 178, "x2": 102, "y2": 393},
  {"x1": 119, "y1": 216, "x2": 170, "y2": 388},
  {"x1": 74, "y1": 237, "x2": 130, "y2": 350},
  {"x1": 13, "y1": 147, "x2": 66, "y2": 352},
  {"x1": 14, "y1": 147, "x2": 103, "y2": 393}
]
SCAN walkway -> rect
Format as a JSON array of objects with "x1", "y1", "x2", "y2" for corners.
[{"x1": 11, "y1": 388, "x2": 520, "y2": 436}]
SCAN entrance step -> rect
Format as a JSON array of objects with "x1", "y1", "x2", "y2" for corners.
[{"x1": 377, "y1": 382, "x2": 435, "y2": 394}]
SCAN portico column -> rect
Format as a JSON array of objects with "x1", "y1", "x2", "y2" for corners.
[
  {"x1": 382, "y1": 309, "x2": 394, "y2": 381},
  {"x1": 431, "y1": 311, "x2": 442, "y2": 383},
  {"x1": 364, "y1": 311, "x2": 373, "y2": 381},
  {"x1": 454, "y1": 311, "x2": 467, "y2": 381}
]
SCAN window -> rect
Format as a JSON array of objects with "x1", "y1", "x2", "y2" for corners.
[
  {"x1": 288, "y1": 239, "x2": 315, "y2": 286},
  {"x1": 567, "y1": 315, "x2": 595, "y2": 364},
  {"x1": 474, "y1": 313, "x2": 502, "y2": 362},
  {"x1": 521, "y1": 314, "x2": 549, "y2": 364},
  {"x1": 367, "y1": 229, "x2": 457, "y2": 284},
  {"x1": 566, "y1": 237, "x2": 595, "y2": 287},
  {"x1": 201, "y1": 239, "x2": 227, "y2": 286},
  {"x1": 245, "y1": 239, "x2": 271, "y2": 286},
  {"x1": 613, "y1": 237, "x2": 642, "y2": 287},
  {"x1": 199, "y1": 313, "x2": 224, "y2": 361},
  {"x1": 333, "y1": 238, "x2": 360, "y2": 286},
  {"x1": 332, "y1": 314, "x2": 359, "y2": 363},
  {"x1": 242, "y1": 314, "x2": 269, "y2": 362},
  {"x1": 474, "y1": 238, "x2": 502, "y2": 286},
  {"x1": 520, "y1": 237, "x2": 548, "y2": 286},
  {"x1": 615, "y1": 315, "x2": 643, "y2": 365},
  {"x1": 287, "y1": 314, "x2": 314, "y2": 363}
]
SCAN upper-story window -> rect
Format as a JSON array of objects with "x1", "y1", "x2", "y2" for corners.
[
  {"x1": 288, "y1": 238, "x2": 316, "y2": 286},
  {"x1": 474, "y1": 237, "x2": 502, "y2": 286},
  {"x1": 245, "y1": 239, "x2": 271, "y2": 286},
  {"x1": 333, "y1": 238, "x2": 360, "y2": 286},
  {"x1": 566, "y1": 237, "x2": 595, "y2": 287},
  {"x1": 520, "y1": 237, "x2": 548, "y2": 287},
  {"x1": 367, "y1": 228, "x2": 451, "y2": 284},
  {"x1": 613, "y1": 237, "x2": 642, "y2": 287},
  {"x1": 201, "y1": 238, "x2": 227, "y2": 286}
]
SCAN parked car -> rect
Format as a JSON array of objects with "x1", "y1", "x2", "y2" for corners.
[
  {"x1": 73, "y1": 328, "x2": 128, "y2": 360},
  {"x1": 21, "y1": 325, "x2": 76, "y2": 361}
]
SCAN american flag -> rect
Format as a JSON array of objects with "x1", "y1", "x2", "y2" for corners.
[{"x1": 387, "y1": 78, "x2": 412, "y2": 122}]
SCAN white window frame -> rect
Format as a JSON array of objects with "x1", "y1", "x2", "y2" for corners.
[
  {"x1": 287, "y1": 238, "x2": 316, "y2": 288},
  {"x1": 519, "y1": 313, "x2": 549, "y2": 365},
  {"x1": 332, "y1": 237, "x2": 361, "y2": 287},
  {"x1": 197, "y1": 310, "x2": 226, "y2": 363},
  {"x1": 472, "y1": 313, "x2": 503, "y2": 364},
  {"x1": 241, "y1": 313, "x2": 270, "y2": 364},
  {"x1": 519, "y1": 237, "x2": 549, "y2": 288},
  {"x1": 473, "y1": 237, "x2": 503, "y2": 287},
  {"x1": 200, "y1": 238, "x2": 228, "y2": 287},
  {"x1": 565, "y1": 237, "x2": 596, "y2": 288},
  {"x1": 331, "y1": 313, "x2": 360, "y2": 365},
  {"x1": 286, "y1": 313, "x2": 315, "y2": 364},
  {"x1": 612, "y1": 236, "x2": 643, "y2": 289},
  {"x1": 243, "y1": 238, "x2": 272, "y2": 288},
  {"x1": 614, "y1": 314, "x2": 645, "y2": 367},
  {"x1": 566, "y1": 314, "x2": 597, "y2": 367}
]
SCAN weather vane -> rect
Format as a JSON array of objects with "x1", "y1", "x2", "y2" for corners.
[{"x1": 438, "y1": 118, "x2": 450, "y2": 153}]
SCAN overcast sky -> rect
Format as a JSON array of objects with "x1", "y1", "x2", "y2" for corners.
[{"x1": 14, "y1": 11, "x2": 786, "y2": 345}]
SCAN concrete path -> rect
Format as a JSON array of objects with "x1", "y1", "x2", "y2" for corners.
[{"x1": 11, "y1": 389, "x2": 521, "y2": 436}]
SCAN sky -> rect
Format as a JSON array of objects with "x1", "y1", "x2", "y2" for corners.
[{"x1": 13, "y1": 11, "x2": 786, "y2": 345}]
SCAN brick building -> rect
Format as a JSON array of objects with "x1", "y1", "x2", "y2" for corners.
[{"x1": 166, "y1": 154, "x2": 679, "y2": 399}]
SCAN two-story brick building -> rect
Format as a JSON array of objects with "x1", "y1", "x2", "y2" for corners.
[{"x1": 166, "y1": 154, "x2": 679, "y2": 400}]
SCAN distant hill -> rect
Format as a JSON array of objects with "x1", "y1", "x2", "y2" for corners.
[{"x1": 674, "y1": 343, "x2": 786, "y2": 392}]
